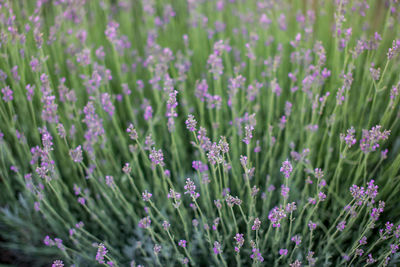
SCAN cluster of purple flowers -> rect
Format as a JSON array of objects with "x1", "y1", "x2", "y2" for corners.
[
  {"x1": 280, "y1": 160, "x2": 293, "y2": 179},
  {"x1": 360, "y1": 125, "x2": 390, "y2": 153},
  {"x1": 138, "y1": 216, "x2": 151, "y2": 229},
  {"x1": 96, "y1": 243, "x2": 108, "y2": 264},
  {"x1": 184, "y1": 178, "x2": 200, "y2": 200},
  {"x1": 149, "y1": 148, "x2": 165, "y2": 168},
  {"x1": 234, "y1": 233, "x2": 245, "y2": 253},
  {"x1": 268, "y1": 206, "x2": 287, "y2": 228}
]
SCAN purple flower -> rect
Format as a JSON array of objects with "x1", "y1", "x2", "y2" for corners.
[
  {"x1": 271, "y1": 78, "x2": 282, "y2": 96},
  {"x1": 279, "y1": 116, "x2": 287, "y2": 130},
  {"x1": 384, "y1": 256, "x2": 391, "y2": 266},
  {"x1": 34, "y1": 201, "x2": 41, "y2": 211},
  {"x1": 105, "y1": 176, "x2": 114, "y2": 187},
  {"x1": 105, "y1": 21, "x2": 120, "y2": 43},
  {"x1": 385, "y1": 221, "x2": 394, "y2": 233},
  {"x1": 142, "y1": 190, "x2": 152, "y2": 202},
  {"x1": 350, "y1": 184, "x2": 366, "y2": 205},
  {"x1": 41, "y1": 95, "x2": 59, "y2": 123},
  {"x1": 225, "y1": 195, "x2": 242, "y2": 207},
  {"x1": 144, "y1": 105, "x2": 153, "y2": 121},
  {"x1": 214, "y1": 199, "x2": 222, "y2": 209},
  {"x1": 314, "y1": 168, "x2": 324, "y2": 179},
  {"x1": 101, "y1": 93, "x2": 115, "y2": 116},
  {"x1": 126, "y1": 124, "x2": 138, "y2": 140},
  {"x1": 366, "y1": 180, "x2": 378, "y2": 201},
  {"x1": 234, "y1": 233, "x2": 244, "y2": 252},
  {"x1": 168, "y1": 188, "x2": 182, "y2": 208},
  {"x1": 240, "y1": 155, "x2": 248, "y2": 168},
  {"x1": 149, "y1": 148, "x2": 165, "y2": 168},
  {"x1": 178, "y1": 240, "x2": 187, "y2": 248},
  {"x1": 195, "y1": 79, "x2": 208, "y2": 101},
  {"x1": 369, "y1": 63, "x2": 380, "y2": 81},
  {"x1": 166, "y1": 90, "x2": 178, "y2": 129},
  {"x1": 122, "y1": 163, "x2": 131, "y2": 174},
  {"x1": 10, "y1": 165, "x2": 19, "y2": 173},
  {"x1": 26, "y1": 84, "x2": 35, "y2": 101},
  {"x1": 268, "y1": 206, "x2": 287, "y2": 228},
  {"x1": 138, "y1": 216, "x2": 151, "y2": 229},
  {"x1": 321, "y1": 68, "x2": 331, "y2": 78},
  {"x1": 281, "y1": 185, "x2": 290, "y2": 199},
  {"x1": 381, "y1": 149, "x2": 389, "y2": 159},
  {"x1": 251, "y1": 186, "x2": 260, "y2": 197},
  {"x1": 207, "y1": 49, "x2": 224, "y2": 78},
  {"x1": 154, "y1": 244, "x2": 162, "y2": 255},
  {"x1": 54, "y1": 238, "x2": 64, "y2": 250},
  {"x1": 279, "y1": 249, "x2": 288, "y2": 256},
  {"x1": 70, "y1": 145, "x2": 83, "y2": 163},
  {"x1": 252, "y1": 218, "x2": 261, "y2": 231},
  {"x1": 289, "y1": 260, "x2": 302, "y2": 267},
  {"x1": 30, "y1": 57, "x2": 40, "y2": 72},
  {"x1": 371, "y1": 201, "x2": 385, "y2": 221},
  {"x1": 219, "y1": 137, "x2": 229, "y2": 154},
  {"x1": 366, "y1": 254, "x2": 376, "y2": 265},
  {"x1": 390, "y1": 82, "x2": 400, "y2": 108},
  {"x1": 360, "y1": 125, "x2": 390, "y2": 153},
  {"x1": 184, "y1": 178, "x2": 200, "y2": 199},
  {"x1": 390, "y1": 244, "x2": 398, "y2": 254},
  {"x1": 95, "y1": 46, "x2": 105, "y2": 60},
  {"x1": 290, "y1": 33, "x2": 301, "y2": 48},
  {"x1": 0, "y1": 69, "x2": 6, "y2": 81},
  {"x1": 308, "y1": 221, "x2": 317, "y2": 231},
  {"x1": 359, "y1": 236, "x2": 367, "y2": 245},
  {"x1": 213, "y1": 241, "x2": 222, "y2": 254},
  {"x1": 1, "y1": 86, "x2": 13, "y2": 102},
  {"x1": 250, "y1": 241, "x2": 264, "y2": 262},
  {"x1": 44, "y1": 236, "x2": 54, "y2": 246},
  {"x1": 222, "y1": 188, "x2": 231, "y2": 197},
  {"x1": 181, "y1": 257, "x2": 189, "y2": 265},
  {"x1": 76, "y1": 48, "x2": 91, "y2": 66},
  {"x1": 278, "y1": 14, "x2": 287, "y2": 31},
  {"x1": 286, "y1": 202, "x2": 297, "y2": 213},
  {"x1": 11, "y1": 66, "x2": 20, "y2": 81},
  {"x1": 82, "y1": 101, "x2": 105, "y2": 158},
  {"x1": 356, "y1": 248, "x2": 364, "y2": 256},
  {"x1": 56, "y1": 124, "x2": 66, "y2": 139},
  {"x1": 337, "y1": 221, "x2": 346, "y2": 232},
  {"x1": 162, "y1": 221, "x2": 170, "y2": 230},
  {"x1": 228, "y1": 75, "x2": 246, "y2": 105},
  {"x1": 318, "y1": 192, "x2": 326, "y2": 201},
  {"x1": 280, "y1": 160, "x2": 293, "y2": 178},
  {"x1": 291, "y1": 235, "x2": 302, "y2": 246},
  {"x1": 192, "y1": 161, "x2": 208, "y2": 173},
  {"x1": 78, "y1": 197, "x2": 85, "y2": 205},
  {"x1": 52, "y1": 260, "x2": 64, "y2": 267},
  {"x1": 268, "y1": 185, "x2": 276, "y2": 192},
  {"x1": 96, "y1": 243, "x2": 108, "y2": 264},
  {"x1": 242, "y1": 125, "x2": 254, "y2": 145},
  {"x1": 260, "y1": 13, "x2": 272, "y2": 27},
  {"x1": 185, "y1": 114, "x2": 197, "y2": 132},
  {"x1": 254, "y1": 141, "x2": 261, "y2": 153},
  {"x1": 307, "y1": 251, "x2": 316, "y2": 266},
  {"x1": 167, "y1": 188, "x2": 181, "y2": 200},
  {"x1": 387, "y1": 39, "x2": 400, "y2": 60}
]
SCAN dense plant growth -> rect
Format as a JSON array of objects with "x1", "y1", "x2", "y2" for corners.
[{"x1": 0, "y1": 0, "x2": 400, "y2": 266}]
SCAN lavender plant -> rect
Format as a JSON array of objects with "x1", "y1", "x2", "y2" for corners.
[{"x1": 0, "y1": 0, "x2": 400, "y2": 266}]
